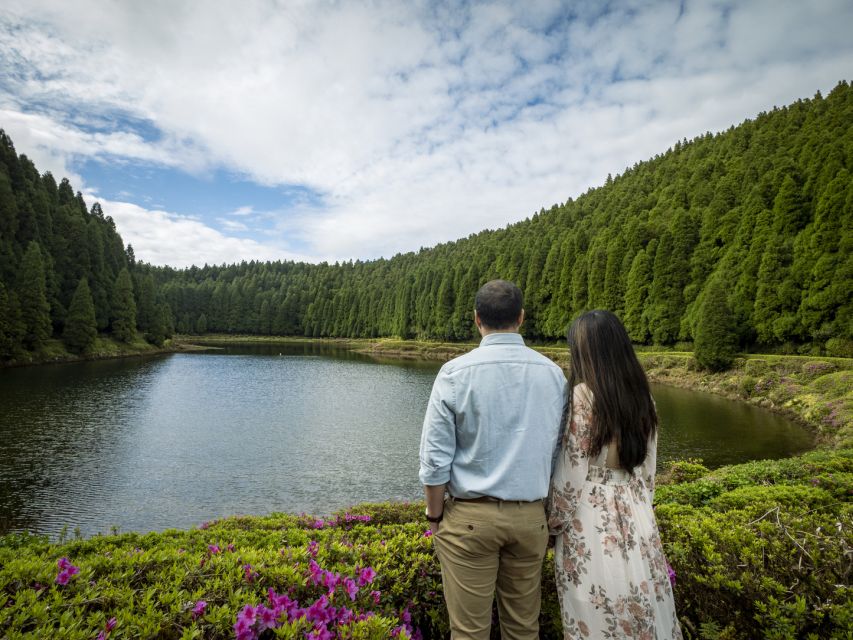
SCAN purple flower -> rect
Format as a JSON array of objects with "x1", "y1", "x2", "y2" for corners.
[
  {"x1": 227, "y1": 543, "x2": 236, "y2": 552},
  {"x1": 243, "y1": 563, "x2": 257, "y2": 583},
  {"x1": 207, "y1": 544, "x2": 221, "y2": 555},
  {"x1": 370, "y1": 590, "x2": 381, "y2": 605},
  {"x1": 423, "y1": 529, "x2": 433, "y2": 538},
  {"x1": 237, "y1": 604, "x2": 257, "y2": 626},
  {"x1": 106, "y1": 618, "x2": 117, "y2": 632},
  {"x1": 256, "y1": 604, "x2": 278, "y2": 631},
  {"x1": 307, "y1": 540, "x2": 319, "y2": 558},
  {"x1": 358, "y1": 566, "x2": 377, "y2": 586},
  {"x1": 192, "y1": 600, "x2": 206, "y2": 619},
  {"x1": 97, "y1": 633, "x2": 106, "y2": 640},
  {"x1": 306, "y1": 595, "x2": 330, "y2": 625},
  {"x1": 55, "y1": 558, "x2": 80, "y2": 585},
  {"x1": 343, "y1": 577, "x2": 359, "y2": 601},
  {"x1": 666, "y1": 562, "x2": 676, "y2": 587}
]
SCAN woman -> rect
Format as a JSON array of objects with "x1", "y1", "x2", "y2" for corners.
[{"x1": 548, "y1": 310, "x2": 681, "y2": 639}]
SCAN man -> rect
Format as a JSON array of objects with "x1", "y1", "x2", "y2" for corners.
[{"x1": 419, "y1": 279, "x2": 567, "y2": 640}]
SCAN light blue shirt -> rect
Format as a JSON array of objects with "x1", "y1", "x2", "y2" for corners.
[{"x1": 418, "y1": 332, "x2": 567, "y2": 501}]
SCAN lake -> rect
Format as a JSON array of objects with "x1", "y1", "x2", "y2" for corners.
[{"x1": 0, "y1": 342, "x2": 813, "y2": 538}]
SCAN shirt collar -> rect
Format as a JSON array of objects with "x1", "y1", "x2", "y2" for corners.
[{"x1": 479, "y1": 332, "x2": 525, "y2": 347}]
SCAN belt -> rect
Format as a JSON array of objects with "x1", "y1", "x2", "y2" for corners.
[{"x1": 451, "y1": 496, "x2": 543, "y2": 504}]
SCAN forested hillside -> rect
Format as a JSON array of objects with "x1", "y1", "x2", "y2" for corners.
[
  {"x1": 0, "y1": 133, "x2": 172, "y2": 359},
  {"x1": 152, "y1": 81, "x2": 852, "y2": 353},
  {"x1": 1, "y1": 82, "x2": 851, "y2": 360}
]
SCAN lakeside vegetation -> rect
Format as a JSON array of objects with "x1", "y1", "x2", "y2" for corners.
[{"x1": 1, "y1": 448, "x2": 850, "y2": 639}]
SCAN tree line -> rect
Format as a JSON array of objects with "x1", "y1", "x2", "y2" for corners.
[
  {"x1": 0, "y1": 132, "x2": 173, "y2": 358},
  {"x1": 1, "y1": 81, "x2": 851, "y2": 364}
]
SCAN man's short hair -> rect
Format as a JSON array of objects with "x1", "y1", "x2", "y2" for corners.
[{"x1": 475, "y1": 280, "x2": 523, "y2": 329}]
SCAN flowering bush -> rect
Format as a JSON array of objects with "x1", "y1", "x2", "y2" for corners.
[{"x1": 0, "y1": 450, "x2": 850, "y2": 639}]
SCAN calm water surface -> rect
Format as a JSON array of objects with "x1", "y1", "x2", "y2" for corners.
[{"x1": 0, "y1": 343, "x2": 813, "y2": 537}]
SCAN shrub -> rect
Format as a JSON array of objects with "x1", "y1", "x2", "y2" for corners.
[
  {"x1": 662, "y1": 458, "x2": 711, "y2": 484},
  {"x1": 824, "y1": 337, "x2": 853, "y2": 358},
  {"x1": 1, "y1": 452, "x2": 851, "y2": 639},
  {"x1": 744, "y1": 358, "x2": 769, "y2": 376}
]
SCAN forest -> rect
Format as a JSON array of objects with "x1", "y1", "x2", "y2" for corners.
[{"x1": 0, "y1": 81, "x2": 851, "y2": 362}]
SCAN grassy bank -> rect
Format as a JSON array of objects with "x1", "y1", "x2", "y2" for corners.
[
  {"x1": 1, "y1": 447, "x2": 850, "y2": 639},
  {"x1": 0, "y1": 335, "x2": 186, "y2": 369}
]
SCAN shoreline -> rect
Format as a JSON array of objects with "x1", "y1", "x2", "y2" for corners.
[{"x1": 4, "y1": 333, "x2": 850, "y2": 447}]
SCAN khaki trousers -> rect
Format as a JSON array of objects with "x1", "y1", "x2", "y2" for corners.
[{"x1": 433, "y1": 498, "x2": 549, "y2": 640}]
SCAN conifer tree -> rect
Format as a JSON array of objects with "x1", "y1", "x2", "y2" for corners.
[
  {"x1": 0, "y1": 282, "x2": 24, "y2": 358},
  {"x1": 18, "y1": 241, "x2": 52, "y2": 350},
  {"x1": 623, "y1": 248, "x2": 652, "y2": 343},
  {"x1": 694, "y1": 275, "x2": 738, "y2": 371},
  {"x1": 63, "y1": 277, "x2": 97, "y2": 354},
  {"x1": 111, "y1": 267, "x2": 137, "y2": 342}
]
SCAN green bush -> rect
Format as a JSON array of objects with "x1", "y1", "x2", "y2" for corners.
[
  {"x1": 1, "y1": 453, "x2": 851, "y2": 639},
  {"x1": 825, "y1": 337, "x2": 853, "y2": 358},
  {"x1": 708, "y1": 485, "x2": 834, "y2": 512},
  {"x1": 662, "y1": 458, "x2": 711, "y2": 484},
  {"x1": 744, "y1": 358, "x2": 769, "y2": 376}
]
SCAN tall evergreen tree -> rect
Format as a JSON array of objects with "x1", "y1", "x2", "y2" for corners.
[
  {"x1": 17, "y1": 241, "x2": 52, "y2": 350},
  {"x1": 694, "y1": 276, "x2": 738, "y2": 371},
  {"x1": 0, "y1": 281, "x2": 24, "y2": 358},
  {"x1": 63, "y1": 277, "x2": 97, "y2": 354},
  {"x1": 623, "y1": 247, "x2": 652, "y2": 343},
  {"x1": 111, "y1": 267, "x2": 137, "y2": 342}
]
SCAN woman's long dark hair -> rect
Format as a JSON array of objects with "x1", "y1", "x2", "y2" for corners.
[{"x1": 567, "y1": 310, "x2": 657, "y2": 473}]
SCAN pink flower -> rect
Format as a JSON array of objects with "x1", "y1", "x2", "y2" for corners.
[
  {"x1": 237, "y1": 604, "x2": 257, "y2": 626},
  {"x1": 307, "y1": 540, "x2": 319, "y2": 558},
  {"x1": 256, "y1": 604, "x2": 278, "y2": 631},
  {"x1": 207, "y1": 544, "x2": 221, "y2": 555},
  {"x1": 192, "y1": 600, "x2": 206, "y2": 619},
  {"x1": 343, "y1": 577, "x2": 358, "y2": 601},
  {"x1": 106, "y1": 618, "x2": 117, "y2": 632},
  {"x1": 423, "y1": 529, "x2": 432, "y2": 538},
  {"x1": 358, "y1": 566, "x2": 376, "y2": 586},
  {"x1": 227, "y1": 543, "x2": 236, "y2": 552},
  {"x1": 243, "y1": 563, "x2": 257, "y2": 583},
  {"x1": 55, "y1": 558, "x2": 80, "y2": 585}
]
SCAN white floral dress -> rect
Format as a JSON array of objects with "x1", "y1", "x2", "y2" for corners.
[{"x1": 548, "y1": 384, "x2": 682, "y2": 639}]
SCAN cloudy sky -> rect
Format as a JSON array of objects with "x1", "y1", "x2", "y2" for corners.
[{"x1": 1, "y1": 1, "x2": 851, "y2": 268}]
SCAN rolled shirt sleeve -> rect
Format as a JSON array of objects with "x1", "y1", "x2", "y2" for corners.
[{"x1": 419, "y1": 365, "x2": 457, "y2": 486}]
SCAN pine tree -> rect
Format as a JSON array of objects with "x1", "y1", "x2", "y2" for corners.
[
  {"x1": 623, "y1": 248, "x2": 652, "y2": 342},
  {"x1": 63, "y1": 277, "x2": 97, "y2": 354},
  {"x1": 111, "y1": 267, "x2": 137, "y2": 342},
  {"x1": 17, "y1": 241, "x2": 52, "y2": 350},
  {"x1": 694, "y1": 276, "x2": 738, "y2": 371},
  {"x1": 0, "y1": 281, "x2": 25, "y2": 358}
]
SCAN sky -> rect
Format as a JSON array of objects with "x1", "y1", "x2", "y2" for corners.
[{"x1": 1, "y1": 1, "x2": 852, "y2": 268}]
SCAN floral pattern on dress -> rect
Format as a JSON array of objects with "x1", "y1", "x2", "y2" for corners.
[{"x1": 548, "y1": 384, "x2": 682, "y2": 640}]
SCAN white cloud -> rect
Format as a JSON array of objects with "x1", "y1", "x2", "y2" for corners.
[
  {"x1": 217, "y1": 218, "x2": 249, "y2": 233},
  {"x1": 2, "y1": 0, "x2": 852, "y2": 266},
  {"x1": 92, "y1": 197, "x2": 306, "y2": 268}
]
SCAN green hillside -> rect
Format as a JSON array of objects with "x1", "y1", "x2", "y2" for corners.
[
  {"x1": 1, "y1": 81, "x2": 851, "y2": 361},
  {"x1": 151, "y1": 81, "x2": 852, "y2": 353}
]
